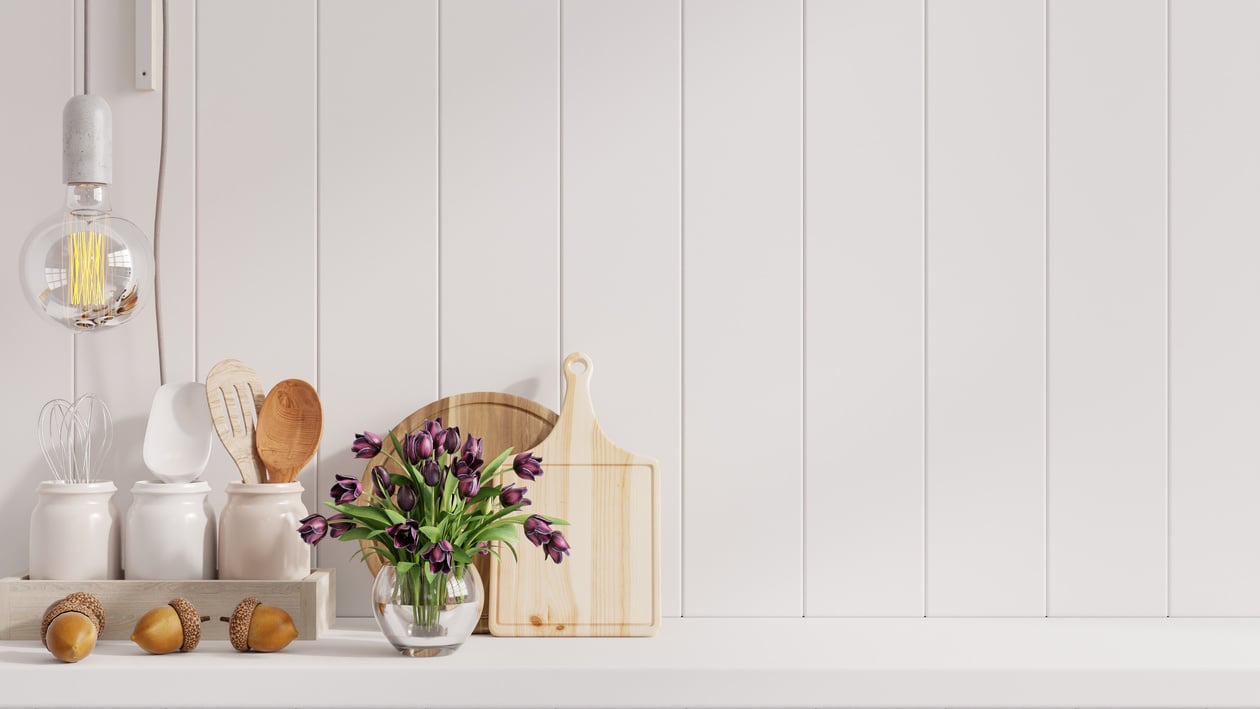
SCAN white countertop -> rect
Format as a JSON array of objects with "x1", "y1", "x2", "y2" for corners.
[{"x1": 3, "y1": 617, "x2": 1260, "y2": 708}]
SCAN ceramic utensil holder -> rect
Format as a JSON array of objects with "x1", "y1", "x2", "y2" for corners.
[
  {"x1": 124, "y1": 480, "x2": 216, "y2": 580},
  {"x1": 29, "y1": 481, "x2": 121, "y2": 580},
  {"x1": 218, "y1": 481, "x2": 310, "y2": 580}
]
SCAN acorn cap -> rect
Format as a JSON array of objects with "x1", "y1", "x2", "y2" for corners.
[
  {"x1": 227, "y1": 597, "x2": 262, "y2": 652},
  {"x1": 41, "y1": 593, "x2": 104, "y2": 647},
  {"x1": 168, "y1": 598, "x2": 202, "y2": 652}
]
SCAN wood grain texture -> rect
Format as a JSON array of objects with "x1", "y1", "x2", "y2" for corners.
[
  {"x1": 358, "y1": 392, "x2": 558, "y2": 632},
  {"x1": 205, "y1": 359, "x2": 267, "y2": 484},
  {"x1": 0, "y1": 0, "x2": 74, "y2": 592},
  {"x1": 1046, "y1": 0, "x2": 1167, "y2": 617},
  {"x1": 561, "y1": 0, "x2": 682, "y2": 620},
  {"x1": 0, "y1": 569, "x2": 334, "y2": 641},
  {"x1": 439, "y1": 0, "x2": 560, "y2": 408},
  {"x1": 490, "y1": 353, "x2": 660, "y2": 637},
  {"x1": 682, "y1": 0, "x2": 803, "y2": 618},
  {"x1": 925, "y1": 0, "x2": 1046, "y2": 616},
  {"x1": 1169, "y1": 0, "x2": 1260, "y2": 616},
  {"x1": 804, "y1": 0, "x2": 924, "y2": 617},
  {"x1": 256, "y1": 379, "x2": 323, "y2": 484}
]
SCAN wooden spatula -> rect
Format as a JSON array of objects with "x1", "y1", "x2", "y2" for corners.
[
  {"x1": 205, "y1": 359, "x2": 267, "y2": 484},
  {"x1": 256, "y1": 379, "x2": 323, "y2": 484}
]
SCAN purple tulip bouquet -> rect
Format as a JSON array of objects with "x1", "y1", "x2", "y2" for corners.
[{"x1": 297, "y1": 419, "x2": 570, "y2": 632}]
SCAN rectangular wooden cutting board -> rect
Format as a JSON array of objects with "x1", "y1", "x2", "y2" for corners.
[{"x1": 489, "y1": 353, "x2": 660, "y2": 637}]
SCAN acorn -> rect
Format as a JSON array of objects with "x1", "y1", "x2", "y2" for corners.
[
  {"x1": 41, "y1": 592, "x2": 105, "y2": 663},
  {"x1": 221, "y1": 597, "x2": 298, "y2": 652},
  {"x1": 131, "y1": 598, "x2": 208, "y2": 654}
]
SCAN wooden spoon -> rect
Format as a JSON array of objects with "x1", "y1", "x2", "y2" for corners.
[
  {"x1": 256, "y1": 379, "x2": 323, "y2": 484},
  {"x1": 205, "y1": 359, "x2": 267, "y2": 484}
]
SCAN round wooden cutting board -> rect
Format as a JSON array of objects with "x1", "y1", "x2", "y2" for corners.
[{"x1": 357, "y1": 392, "x2": 558, "y2": 633}]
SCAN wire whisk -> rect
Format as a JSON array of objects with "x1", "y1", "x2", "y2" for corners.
[{"x1": 37, "y1": 394, "x2": 113, "y2": 484}]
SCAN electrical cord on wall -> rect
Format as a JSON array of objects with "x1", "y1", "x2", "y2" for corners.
[{"x1": 152, "y1": 0, "x2": 169, "y2": 386}]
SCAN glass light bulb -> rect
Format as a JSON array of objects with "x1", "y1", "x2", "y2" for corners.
[{"x1": 20, "y1": 183, "x2": 154, "y2": 331}]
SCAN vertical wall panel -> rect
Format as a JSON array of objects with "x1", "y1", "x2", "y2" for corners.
[
  {"x1": 78, "y1": 0, "x2": 195, "y2": 518},
  {"x1": 562, "y1": 0, "x2": 682, "y2": 618},
  {"x1": 0, "y1": 0, "x2": 74, "y2": 577},
  {"x1": 1047, "y1": 0, "x2": 1167, "y2": 617},
  {"x1": 159, "y1": 0, "x2": 198, "y2": 385},
  {"x1": 926, "y1": 0, "x2": 1045, "y2": 616},
  {"x1": 1170, "y1": 0, "x2": 1260, "y2": 616},
  {"x1": 440, "y1": 0, "x2": 560, "y2": 409},
  {"x1": 318, "y1": 0, "x2": 439, "y2": 616},
  {"x1": 683, "y1": 0, "x2": 803, "y2": 616},
  {"x1": 197, "y1": 1, "x2": 317, "y2": 510},
  {"x1": 804, "y1": 0, "x2": 924, "y2": 617}
]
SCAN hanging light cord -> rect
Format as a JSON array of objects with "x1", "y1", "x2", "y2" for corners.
[
  {"x1": 152, "y1": 0, "x2": 169, "y2": 386},
  {"x1": 82, "y1": 0, "x2": 88, "y2": 94}
]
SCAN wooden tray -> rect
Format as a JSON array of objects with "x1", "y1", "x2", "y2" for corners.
[
  {"x1": 359, "y1": 393, "x2": 558, "y2": 634},
  {"x1": 0, "y1": 568, "x2": 334, "y2": 641}
]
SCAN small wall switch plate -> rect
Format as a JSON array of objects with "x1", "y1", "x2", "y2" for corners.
[{"x1": 135, "y1": 0, "x2": 159, "y2": 91}]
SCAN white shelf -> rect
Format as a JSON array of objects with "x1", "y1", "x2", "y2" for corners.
[{"x1": 4, "y1": 617, "x2": 1260, "y2": 707}]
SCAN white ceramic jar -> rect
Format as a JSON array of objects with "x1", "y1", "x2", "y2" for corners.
[
  {"x1": 29, "y1": 481, "x2": 121, "y2": 580},
  {"x1": 218, "y1": 481, "x2": 310, "y2": 580},
  {"x1": 124, "y1": 480, "x2": 216, "y2": 580}
]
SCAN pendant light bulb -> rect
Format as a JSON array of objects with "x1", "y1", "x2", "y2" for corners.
[{"x1": 19, "y1": 95, "x2": 154, "y2": 332}]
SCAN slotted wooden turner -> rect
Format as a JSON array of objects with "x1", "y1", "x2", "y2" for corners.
[
  {"x1": 489, "y1": 352, "x2": 661, "y2": 637},
  {"x1": 205, "y1": 359, "x2": 267, "y2": 484}
]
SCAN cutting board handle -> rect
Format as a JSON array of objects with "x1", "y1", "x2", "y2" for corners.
[{"x1": 560, "y1": 352, "x2": 596, "y2": 423}]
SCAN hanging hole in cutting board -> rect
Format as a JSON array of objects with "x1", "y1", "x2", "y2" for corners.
[{"x1": 564, "y1": 353, "x2": 592, "y2": 375}]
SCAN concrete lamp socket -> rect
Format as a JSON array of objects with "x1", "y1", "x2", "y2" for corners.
[{"x1": 62, "y1": 94, "x2": 112, "y2": 186}]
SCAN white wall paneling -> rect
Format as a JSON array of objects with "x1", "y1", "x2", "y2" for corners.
[
  {"x1": 196, "y1": 0, "x2": 318, "y2": 515},
  {"x1": 77, "y1": 0, "x2": 189, "y2": 520},
  {"x1": 0, "y1": 0, "x2": 74, "y2": 578},
  {"x1": 1169, "y1": 0, "x2": 1260, "y2": 617},
  {"x1": 804, "y1": 0, "x2": 925, "y2": 617},
  {"x1": 1046, "y1": 0, "x2": 1167, "y2": 617},
  {"x1": 3, "y1": 0, "x2": 1260, "y2": 622},
  {"x1": 925, "y1": 0, "x2": 1046, "y2": 617},
  {"x1": 439, "y1": 0, "x2": 560, "y2": 409},
  {"x1": 683, "y1": 0, "x2": 803, "y2": 617},
  {"x1": 561, "y1": 0, "x2": 682, "y2": 618},
  {"x1": 316, "y1": 0, "x2": 439, "y2": 617}
]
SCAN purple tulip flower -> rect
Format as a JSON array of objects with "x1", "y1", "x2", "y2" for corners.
[
  {"x1": 386, "y1": 519, "x2": 421, "y2": 553},
  {"x1": 371, "y1": 465, "x2": 394, "y2": 495},
  {"x1": 330, "y1": 474, "x2": 362, "y2": 504},
  {"x1": 420, "y1": 540, "x2": 454, "y2": 574},
  {"x1": 523, "y1": 514, "x2": 554, "y2": 547},
  {"x1": 424, "y1": 418, "x2": 443, "y2": 439},
  {"x1": 396, "y1": 484, "x2": 418, "y2": 512},
  {"x1": 462, "y1": 435, "x2": 483, "y2": 464},
  {"x1": 457, "y1": 474, "x2": 480, "y2": 499},
  {"x1": 451, "y1": 457, "x2": 470, "y2": 477},
  {"x1": 499, "y1": 483, "x2": 531, "y2": 507},
  {"x1": 298, "y1": 514, "x2": 328, "y2": 545},
  {"x1": 352, "y1": 431, "x2": 383, "y2": 459},
  {"x1": 543, "y1": 531, "x2": 570, "y2": 564},
  {"x1": 327, "y1": 513, "x2": 354, "y2": 539},
  {"x1": 474, "y1": 540, "x2": 491, "y2": 555},
  {"x1": 420, "y1": 459, "x2": 442, "y2": 487},
  {"x1": 403, "y1": 430, "x2": 434, "y2": 465},
  {"x1": 441, "y1": 427, "x2": 461, "y2": 455},
  {"x1": 513, "y1": 452, "x2": 544, "y2": 481}
]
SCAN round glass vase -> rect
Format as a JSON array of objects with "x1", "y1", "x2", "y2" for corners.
[{"x1": 372, "y1": 563, "x2": 483, "y2": 657}]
